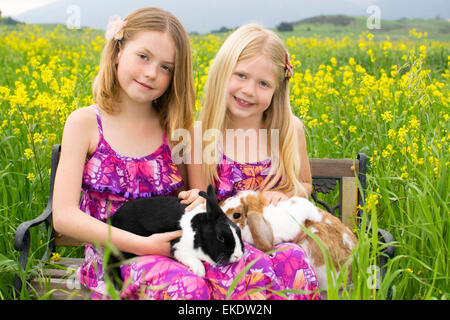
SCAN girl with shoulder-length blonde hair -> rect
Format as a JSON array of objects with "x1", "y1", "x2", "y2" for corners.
[
  {"x1": 196, "y1": 23, "x2": 311, "y2": 203},
  {"x1": 186, "y1": 23, "x2": 321, "y2": 300}
]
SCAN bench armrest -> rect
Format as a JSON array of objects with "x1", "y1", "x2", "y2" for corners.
[
  {"x1": 14, "y1": 201, "x2": 52, "y2": 252},
  {"x1": 15, "y1": 144, "x2": 60, "y2": 252},
  {"x1": 378, "y1": 228, "x2": 395, "y2": 276},
  {"x1": 13, "y1": 145, "x2": 60, "y2": 295}
]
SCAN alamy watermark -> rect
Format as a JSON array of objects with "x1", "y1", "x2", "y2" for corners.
[
  {"x1": 366, "y1": 5, "x2": 381, "y2": 30},
  {"x1": 66, "y1": 5, "x2": 81, "y2": 30},
  {"x1": 171, "y1": 121, "x2": 280, "y2": 172}
]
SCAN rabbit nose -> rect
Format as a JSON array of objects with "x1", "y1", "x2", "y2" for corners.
[{"x1": 232, "y1": 253, "x2": 242, "y2": 261}]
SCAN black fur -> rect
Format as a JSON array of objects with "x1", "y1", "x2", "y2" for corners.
[
  {"x1": 106, "y1": 185, "x2": 243, "y2": 289},
  {"x1": 193, "y1": 189, "x2": 244, "y2": 265}
]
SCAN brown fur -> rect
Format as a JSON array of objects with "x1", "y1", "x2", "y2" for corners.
[
  {"x1": 241, "y1": 193, "x2": 274, "y2": 252},
  {"x1": 302, "y1": 208, "x2": 357, "y2": 279}
]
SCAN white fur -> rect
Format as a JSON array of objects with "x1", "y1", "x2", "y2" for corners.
[
  {"x1": 342, "y1": 233, "x2": 354, "y2": 250},
  {"x1": 222, "y1": 192, "x2": 323, "y2": 246},
  {"x1": 221, "y1": 191, "x2": 255, "y2": 212},
  {"x1": 229, "y1": 194, "x2": 323, "y2": 246},
  {"x1": 230, "y1": 226, "x2": 244, "y2": 262},
  {"x1": 172, "y1": 204, "x2": 243, "y2": 277}
]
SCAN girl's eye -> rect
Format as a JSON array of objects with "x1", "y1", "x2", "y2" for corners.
[
  {"x1": 259, "y1": 81, "x2": 269, "y2": 88},
  {"x1": 236, "y1": 73, "x2": 246, "y2": 79},
  {"x1": 138, "y1": 54, "x2": 148, "y2": 61},
  {"x1": 161, "y1": 65, "x2": 172, "y2": 73}
]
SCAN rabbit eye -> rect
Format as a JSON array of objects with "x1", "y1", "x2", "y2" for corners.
[
  {"x1": 217, "y1": 234, "x2": 224, "y2": 243},
  {"x1": 233, "y1": 213, "x2": 241, "y2": 220}
]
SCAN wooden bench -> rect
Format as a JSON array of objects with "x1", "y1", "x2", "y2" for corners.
[{"x1": 13, "y1": 144, "x2": 394, "y2": 299}]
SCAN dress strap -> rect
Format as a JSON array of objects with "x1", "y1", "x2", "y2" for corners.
[{"x1": 93, "y1": 105, "x2": 104, "y2": 136}]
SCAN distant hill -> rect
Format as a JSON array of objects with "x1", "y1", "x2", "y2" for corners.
[
  {"x1": 0, "y1": 16, "x2": 22, "y2": 26},
  {"x1": 12, "y1": 0, "x2": 450, "y2": 34},
  {"x1": 293, "y1": 15, "x2": 356, "y2": 26}
]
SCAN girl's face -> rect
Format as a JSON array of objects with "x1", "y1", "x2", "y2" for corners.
[
  {"x1": 226, "y1": 54, "x2": 277, "y2": 126},
  {"x1": 116, "y1": 31, "x2": 175, "y2": 106}
]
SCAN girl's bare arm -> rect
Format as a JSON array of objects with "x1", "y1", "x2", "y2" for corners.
[{"x1": 52, "y1": 108, "x2": 180, "y2": 257}]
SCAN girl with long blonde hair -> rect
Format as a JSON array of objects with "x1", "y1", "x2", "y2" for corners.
[{"x1": 186, "y1": 23, "x2": 321, "y2": 300}]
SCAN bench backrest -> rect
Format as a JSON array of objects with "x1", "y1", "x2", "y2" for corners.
[{"x1": 51, "y1": 145, "x2": 366, "y2": 247}]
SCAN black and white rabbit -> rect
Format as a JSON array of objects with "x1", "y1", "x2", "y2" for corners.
[{"x1": 108, "y1": 185, "x2": 244, "y2": 288}]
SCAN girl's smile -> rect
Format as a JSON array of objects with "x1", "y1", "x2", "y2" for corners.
[
  {"x1": 135, "y1": 79, "x2": 154, "y2": 90},
  {"x1": 233, "y1": 96, "x2": 255, "y2": 108}
]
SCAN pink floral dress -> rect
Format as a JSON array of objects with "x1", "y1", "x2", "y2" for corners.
[{"x1": 77, "y1": 105, "x2": 320, "y2": 299}]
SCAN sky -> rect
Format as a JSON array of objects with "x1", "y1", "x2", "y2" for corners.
[
  {"x1": 1, "y1": 0, "x2": 448, "y2": 34},
  {"x1": 0, "y1": 0, "x2": 59, "y2": 16}
]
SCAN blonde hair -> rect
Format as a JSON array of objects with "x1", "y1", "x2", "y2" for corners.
[
  {"x1": 93, "y1": 7, "x2": 194, "y2": 137},
  {"x1": 199, "y1": 23, "x2": 307, "y2": 196}
]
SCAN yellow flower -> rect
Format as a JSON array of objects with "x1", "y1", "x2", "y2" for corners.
[
  {"x1": 26, "y1": 173, "x2": 35, "y2": 182},
  {"x1": 381, "y1": 111, "x2": 393, "y2": 122},
  {"x1": 400, "y1": 167, "x2": 409, "y2": 179},
  {"x1": 388, "y1": 129, "x2": 396, "y2": 138},
  {"x1": 409, "y1": 116, "x2": 420, "y2": 130},
  {"x1": 366, "y1": 193, "x2": 379, "y2": 212},
  {"x1": 24, "y1": 148, "x2": 34, "y2": 160},
  {"x1": 383, "y1": 40, "x2": 392, "y2": 51},
  {"x1": 349, "y1": 125, "x2": 357, "y2": 133},
  {"x1": 51, "y1": 252, "x2": 61, "y2": 262},
  {"x1": 33, "y1": 133, "x2": 43, "y2": 144},
  {"x1": 10, "y1": 82, "x2": 29, "y2": 107},
  {"x1": 330, "y1": 57, "x2": 337, "y2": 67},
  {"x1": 40, "y1": 66, "x2": 53, "y2": 84}
]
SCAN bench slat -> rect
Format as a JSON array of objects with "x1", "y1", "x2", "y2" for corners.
[
  {"x1": 55, "y1": 233, "x2": 84, "y2": 247},
  {"x1": 310, "y1": 158, "x2": 359, "y2": 177},
  {"x1": 341, "y1": 177, "x2": 358, "y2": 229},
  {"x1": 31, "y1": 278, "x2": 91, "y2": 300},
  {"x1": 31, "y1": 257, "x2": 90, "y2": 300}
]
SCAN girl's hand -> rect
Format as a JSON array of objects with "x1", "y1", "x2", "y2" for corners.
[
  {"x1": 139, "y1": 230, "x2": 182, "y2": 257},
  {"x1": 178, "y1": 189, "x2": 206, "y2": 211},
  {"x1": 261, "y1": 191, "x2": 289, "y2": 207}
]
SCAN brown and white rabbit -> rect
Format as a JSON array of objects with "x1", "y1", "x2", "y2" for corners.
[
  {"x1": 221, "y1": 190, "x2": 357, "y2": 289},
  {"x1": 108, "y1": 185, "x2": 244, "y2": 288}
]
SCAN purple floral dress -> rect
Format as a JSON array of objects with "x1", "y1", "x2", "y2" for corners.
[
  {"x1": 77, "y1": 105, "x2": 320, "y2": 300},
  {"x1": 215, "y1": 152, "x2": 322, "y2": 299}
]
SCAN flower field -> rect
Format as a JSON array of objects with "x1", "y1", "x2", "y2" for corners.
[{"x1": 0, "y1": 22, "x2": 448, "y2": 299}]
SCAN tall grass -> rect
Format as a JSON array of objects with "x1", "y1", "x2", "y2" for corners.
[{"x1": 0, "y1": 23, "x2": 448, "y2": 299}]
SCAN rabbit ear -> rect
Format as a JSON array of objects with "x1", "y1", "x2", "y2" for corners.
[
  {"x1": 202, "y1": 184, "x2": 223, "y2": 220},
  {"x1": 206, "y1": 184, "x2": 215, "y2": 198},
  {"x1": 247, "y1": 212, "x2": 274, "y2": 252},
  {"x1": 199, "y1": 190, "x2": 208, "y2": 200}
]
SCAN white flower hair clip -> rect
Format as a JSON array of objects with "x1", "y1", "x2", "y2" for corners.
[{"x1": 105, "y1": 15, "x2": 127, "y2": 41}]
